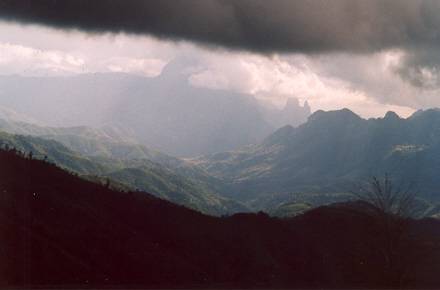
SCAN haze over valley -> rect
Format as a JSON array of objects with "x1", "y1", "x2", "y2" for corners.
[
  {"x1": 2, "y1": 105, "x2": 440, "y2": 218},
  {"x1": 1, "y1": 1, "x2": 440, "y2": 289},
  {"x1": 0, "y1": 59, "x2": 311, "y2": 157}
]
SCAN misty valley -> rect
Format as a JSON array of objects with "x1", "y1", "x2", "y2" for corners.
[
  {"x1": 1, "y1": 1, "x2": 440, "y2": 288},
  {"x1": 2, "y1": 73, "x2": 440, "y2": 218},
  {"x1": 1, "y1": 72, "x2": 440, "y2": 288}
]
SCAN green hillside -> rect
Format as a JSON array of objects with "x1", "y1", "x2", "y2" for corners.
[{"x1": 0, "y1": 130, "x2": 246, "y2": 215}]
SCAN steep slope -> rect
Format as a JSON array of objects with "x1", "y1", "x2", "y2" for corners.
[
  {"x1": 194, "y1": 108, "x2": 440, "y2": 202},
  {"x1": 1, "y1": 149, "x2": 439, "y2": 288},
  {"x1": 0, "y1": 131, "x2": 107, "y2": 175},
  {"x1": 0, "y1": 117, "x2": 176, "y2": 164},
  {"x1": 0, "y1": 118, "x2": 138, "y2": 144},
  {"x1": 0, "y1": 131, "x2": 245, "y2": 215},
  {"x1": 102, "y1": 163, "x2": 246, "y2": 215}
]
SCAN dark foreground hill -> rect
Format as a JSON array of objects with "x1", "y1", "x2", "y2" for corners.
[{"x1": 1, "y1": 149, "x2": 440, "y2": 288}]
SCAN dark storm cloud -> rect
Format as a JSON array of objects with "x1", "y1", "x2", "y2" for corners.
[
  {"x1": 4, "y1": 0, "x2": 440, "y2": 90},
  {"x1": 1, "y1": 0, "x2": 440, "y2": 54},
  {"x1": 393, "y1": 49, "x2": 440, "y2": 89}
]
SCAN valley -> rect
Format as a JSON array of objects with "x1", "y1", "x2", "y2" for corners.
[
  {"x1": 2, "y1": 2, "x2": 440, "y2": 288},
  {"x1": 2, "y1": 108, "x2": 440, "y2": 218}
]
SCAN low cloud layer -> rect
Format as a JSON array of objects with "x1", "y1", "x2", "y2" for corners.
[
  {"x1": 1, "y1": 0, "x2": 440, "y2": 54},
  {"x1": 2, "y1": 8, "x2": 440, "y2": 118},
  {"x1": 0, "y1": 21, "x2": 423, "y2": 118}
]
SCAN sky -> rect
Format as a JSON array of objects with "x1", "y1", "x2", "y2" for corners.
[{"x1": 2, "y1": 1, "x2": 440, "y2": 118}]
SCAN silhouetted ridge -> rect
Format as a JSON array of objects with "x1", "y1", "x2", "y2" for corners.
[
  {"x1": 308, "y1": 108, "x2": 362, "y2": 124},
  {"x1": 384, "y1": 111, "x2": 400, "y2": 120},
  {"x1": 262, "y1": 124, "x2": 295, "y2": 146},
  {"x1": 409, "y1": 108, "x2": 440, "y2": 121},
  {"x1": 1, "y1": 149, "x2": 440, "y2": 288}
]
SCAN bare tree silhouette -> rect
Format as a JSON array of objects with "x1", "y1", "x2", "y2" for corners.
[
  {"x1": 351, "y1": 174, "x2": 422, "y2": 287},
  {"x1": 353, "y1": 174, "x2": 419, "y2": 219}
]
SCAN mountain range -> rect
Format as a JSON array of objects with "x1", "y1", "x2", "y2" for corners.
[
  {"x1": 193, "y1": 108, "x2": 440, "y2": 206},
  {"x1": 3, "y1": 106, "x2": 440, "y2": 216}
]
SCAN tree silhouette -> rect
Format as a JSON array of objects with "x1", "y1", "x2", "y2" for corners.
[
  {"x1": 353, "y1": 174, "x2": 419, "y2": 219},
  {"x1": 352, "y1": 174, "x2": 421, "y2": 287}
]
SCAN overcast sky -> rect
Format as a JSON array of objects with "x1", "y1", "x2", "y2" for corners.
[{"x1": 2, "y1": 1, "x2": 440, "y2": 118}]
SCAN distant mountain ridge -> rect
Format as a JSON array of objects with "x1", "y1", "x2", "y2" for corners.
[{"x1": 193, "y1": 108, "x2": 440, "y2": 204}]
